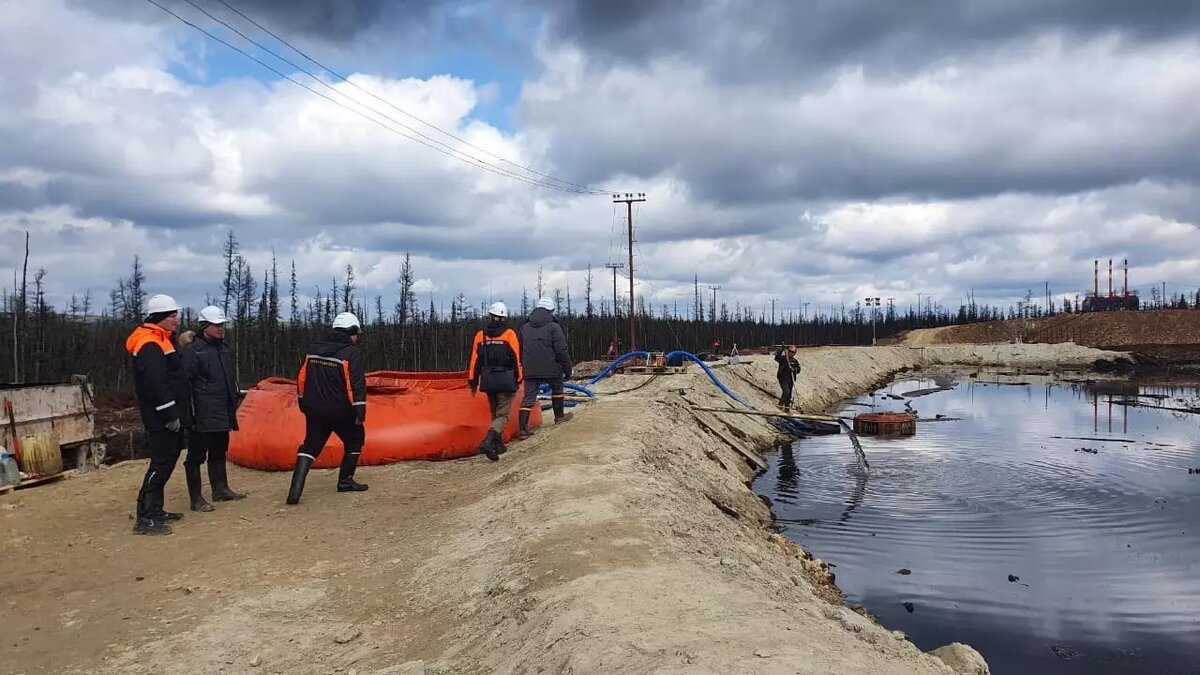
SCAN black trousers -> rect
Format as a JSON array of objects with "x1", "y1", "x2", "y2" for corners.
[
  {"x1": 136, "y1": 429, "x2": 183, "y2": 519},
  {"x1": 778, "y1": 376, "x2": 795, "y2": 406},
  {"x1": 297, "y1": 415, "x2": 364, "y2": 461},
  {"x1": 519, "y1": 377, "x2": 564, "y2": 410},
  {"x1": 185, "y1": 431, "x2": 229, "y2": 469}
]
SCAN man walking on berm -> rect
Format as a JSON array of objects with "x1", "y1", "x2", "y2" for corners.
[
  {"x1": 468, "y1": 302, "x2": 522, "y2": 461},
  {"x1": 518, "y1": 297, "x2": 574, "y2": 438},
  {"x1": 286, "y1": 312, "x2": 369, "y2": 505}
]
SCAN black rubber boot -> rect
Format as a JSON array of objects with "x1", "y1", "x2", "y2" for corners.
[
  {"x1": 147, "y1": 486, "x2": 184, "y2": 521},
  {"x1": 518, "y1": 410, "x2": 533, "y2": 439},
  {"x1": 209, "y1": 459, "x2": 246, "y2": 502},
  {"x1": 481, "y1": 430, "x2": 501, "y2": 461},
  {"x1": 336, "y1": 451, "x2": 368, "y2": 492},
  {"x1": 186, "y1": 464, "x2": 215, "y2": 512},
  {"x1": 132, "y1": 517, "x2": 172, "y2": 536},
  {"x1": 286, "y1": 454, "x2": 314, "y2": 505},
  {"x1": 552, "y1": 399, "x2": 574, "y2": 424},
  {"x1": 137, "y1": 490, "x2": 177, "y2": 533}
]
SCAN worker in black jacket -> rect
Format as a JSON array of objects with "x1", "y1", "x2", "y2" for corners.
[
  {"x1": 182, "y1": 305, "x2": 244, "y2": 512},
  {"x1": 775, "y1": 344, "x2": 801, "y2": 410},
  {"x1": 125, "y1": 294, "x2": 192, "y2": 536},
  {"x1": 286, "y1": 312, "x2": 368, "y2": 505},
  {"x1": 517, "y1": 298, "x2": 574, "y2": 438}
]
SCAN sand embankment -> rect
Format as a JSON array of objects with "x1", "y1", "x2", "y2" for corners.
[{"x1": 1, "y1": 343, "x2": 1126, "y2": 674}]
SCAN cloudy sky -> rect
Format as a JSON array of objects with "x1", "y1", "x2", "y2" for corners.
[{"x1": 2, "y1": 0, "x2": 1199, "y2": 320}]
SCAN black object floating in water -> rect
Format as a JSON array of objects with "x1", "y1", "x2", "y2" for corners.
[
  {"x1": 902, "y1": 602, "x2": 915, "y2": 613},
  {"x1": 897, "y1": 568, "x2": 912, "y2": 575}
]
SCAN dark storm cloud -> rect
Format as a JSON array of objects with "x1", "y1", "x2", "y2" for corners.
[
  {"x1": 74, "y1": 0, "x2": 436, "y2": 42},
  {"x1": 533, "y1": 0, "x2": 1200, "y2": 79},
  {"x1": 0, "y1": 181, "x2": 48, "y2": 214}
]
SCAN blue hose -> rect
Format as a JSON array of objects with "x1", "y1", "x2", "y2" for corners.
[
  {"x1": 587, "y1": 351, "x2": 651, "y2": 385},
  {"x1": 541, "y1": 401, "x2": 579, "y2": 410},
  {"x1": 665, "y1": 350, "x2": 754, "y2": 409},
  {"x1": 541, "y1": 381, "x2": 595, "y2": 398}
]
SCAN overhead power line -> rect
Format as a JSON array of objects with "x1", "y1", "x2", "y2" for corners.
[
  {"x1": 144, "y1": 0, "x2": 605, "y2": 194},
  {"x1": 210, "y1": 0, "x2": 603, "y2": 195}
]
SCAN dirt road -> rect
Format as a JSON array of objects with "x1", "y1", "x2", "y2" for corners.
[{"x1": 3, "y1": 345, "x2": 1119, "y2": 674}]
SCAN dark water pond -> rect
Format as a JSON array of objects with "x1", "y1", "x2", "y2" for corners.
[{"x1": 754, "y1": 375, "x2": 1200, "y2": 675}]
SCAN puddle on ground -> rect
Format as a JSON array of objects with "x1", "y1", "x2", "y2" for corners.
[{"x1": 755, "y1": 375, "x2": 1200, "y2": 675}]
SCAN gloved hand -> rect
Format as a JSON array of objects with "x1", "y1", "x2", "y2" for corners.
[
  {"x1": 165, "y1": 418, "x2": 181, "y2": 433},
  {"x1": 354, "y1": 406, "x2": 366, "y2": 426},
  {"x1": 563, "y1": 367, "x2": 573, "y2": 381},
  {"x1": 468, "y1": 382, "x2": 478, "y2": 396}
]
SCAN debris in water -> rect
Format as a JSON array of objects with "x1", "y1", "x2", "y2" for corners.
[
  {"x1": 1007, "y1": 574, "x2": 1020, "y2": 582},
  {"x1": 902, "y1": 602, "x2": 915, "y2": 613},
  {"x1": 901, "y1": 386, "x2": 953, "y2": 398},
  {"x1": 1075, "y1": 447, "x2": 1099, "y2": 454},
  {"x1": 1049, "y1": 645, "x2": 1081, "y2": 660},
  {"x1": 897, "y1": 568, "x2": 912, "y2": 575}
]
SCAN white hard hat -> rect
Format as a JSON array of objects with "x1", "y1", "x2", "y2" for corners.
[
  {"x1": 488, "y1": 301, "x2": 509, "y2": 318},
  {"x1": 536, "y1": 297, "x2": 554, "y2": 311},
  {"x1": 332, "y1": 312, "x2": 361, "y2": 330},
  {"x1": 197, "y1": 305, "x2": 229, "y2": 325},
  {"x1": 146, "y1": 294, "x2": 179, "y2": 315}
]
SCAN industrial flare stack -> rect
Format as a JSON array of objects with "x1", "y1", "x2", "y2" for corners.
[{"x1": 1081, "y1": 258, "x2": 1140, "y2": 312}]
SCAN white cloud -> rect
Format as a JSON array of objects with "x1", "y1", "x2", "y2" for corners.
[{"x1": 1, "y1": 0, "x2": 1198, "y2": 320}]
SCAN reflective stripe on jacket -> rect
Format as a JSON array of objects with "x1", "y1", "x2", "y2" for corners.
[
  {"x1": 296, "y1": 331, "x2": 366, "y2": 418},
  {"x1": 125, "y1": 323, "x2": 192, "y2": 432}
]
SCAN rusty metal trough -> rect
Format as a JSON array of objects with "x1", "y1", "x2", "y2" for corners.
[
  {"x1": 852, "y1": 412, "x2": 918, "y2": 436},
  {"x1": 1, "y1": 375, "x2": 106, "y2": 493}
]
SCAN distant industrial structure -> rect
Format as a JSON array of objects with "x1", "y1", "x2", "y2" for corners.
[{"x1": 1082, "y1": 258, "x2": 1139, "y2": 312}]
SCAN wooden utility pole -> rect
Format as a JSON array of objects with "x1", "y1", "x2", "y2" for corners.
[
  {"x1": 613, "y1": 193, "x2": 646, "y2": 350},
  {"x1": 604, "y1": 262, "x2": 624, "y2": 348}
]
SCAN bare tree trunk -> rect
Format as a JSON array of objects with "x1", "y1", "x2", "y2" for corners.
[{"x1": 15, "y1": 231, "x2": 29, "y2": 382}]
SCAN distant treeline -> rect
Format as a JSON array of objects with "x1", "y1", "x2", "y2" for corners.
[{"x1": 3, "y1": 232, "x2": 1199, "y2": 397}]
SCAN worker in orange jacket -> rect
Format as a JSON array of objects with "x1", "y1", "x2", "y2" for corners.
[
  {"x1": 467, "y1": 302, "x2": 522, "y2": 461},
  {"x1": 125, "y1": 294, "x2": 192, "y2": 536}
]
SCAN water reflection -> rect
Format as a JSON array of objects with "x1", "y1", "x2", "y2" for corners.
[
  {"x1": 775, "y1": 444, "x2": 869, "y2": 526},
  {"x1": 755, "y1": 376, "x2": 1200, "y2": 675}
]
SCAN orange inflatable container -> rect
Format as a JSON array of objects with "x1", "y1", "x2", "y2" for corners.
[{"x1": 227, "y1": 370, "x2": 542, "y2": 470}]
